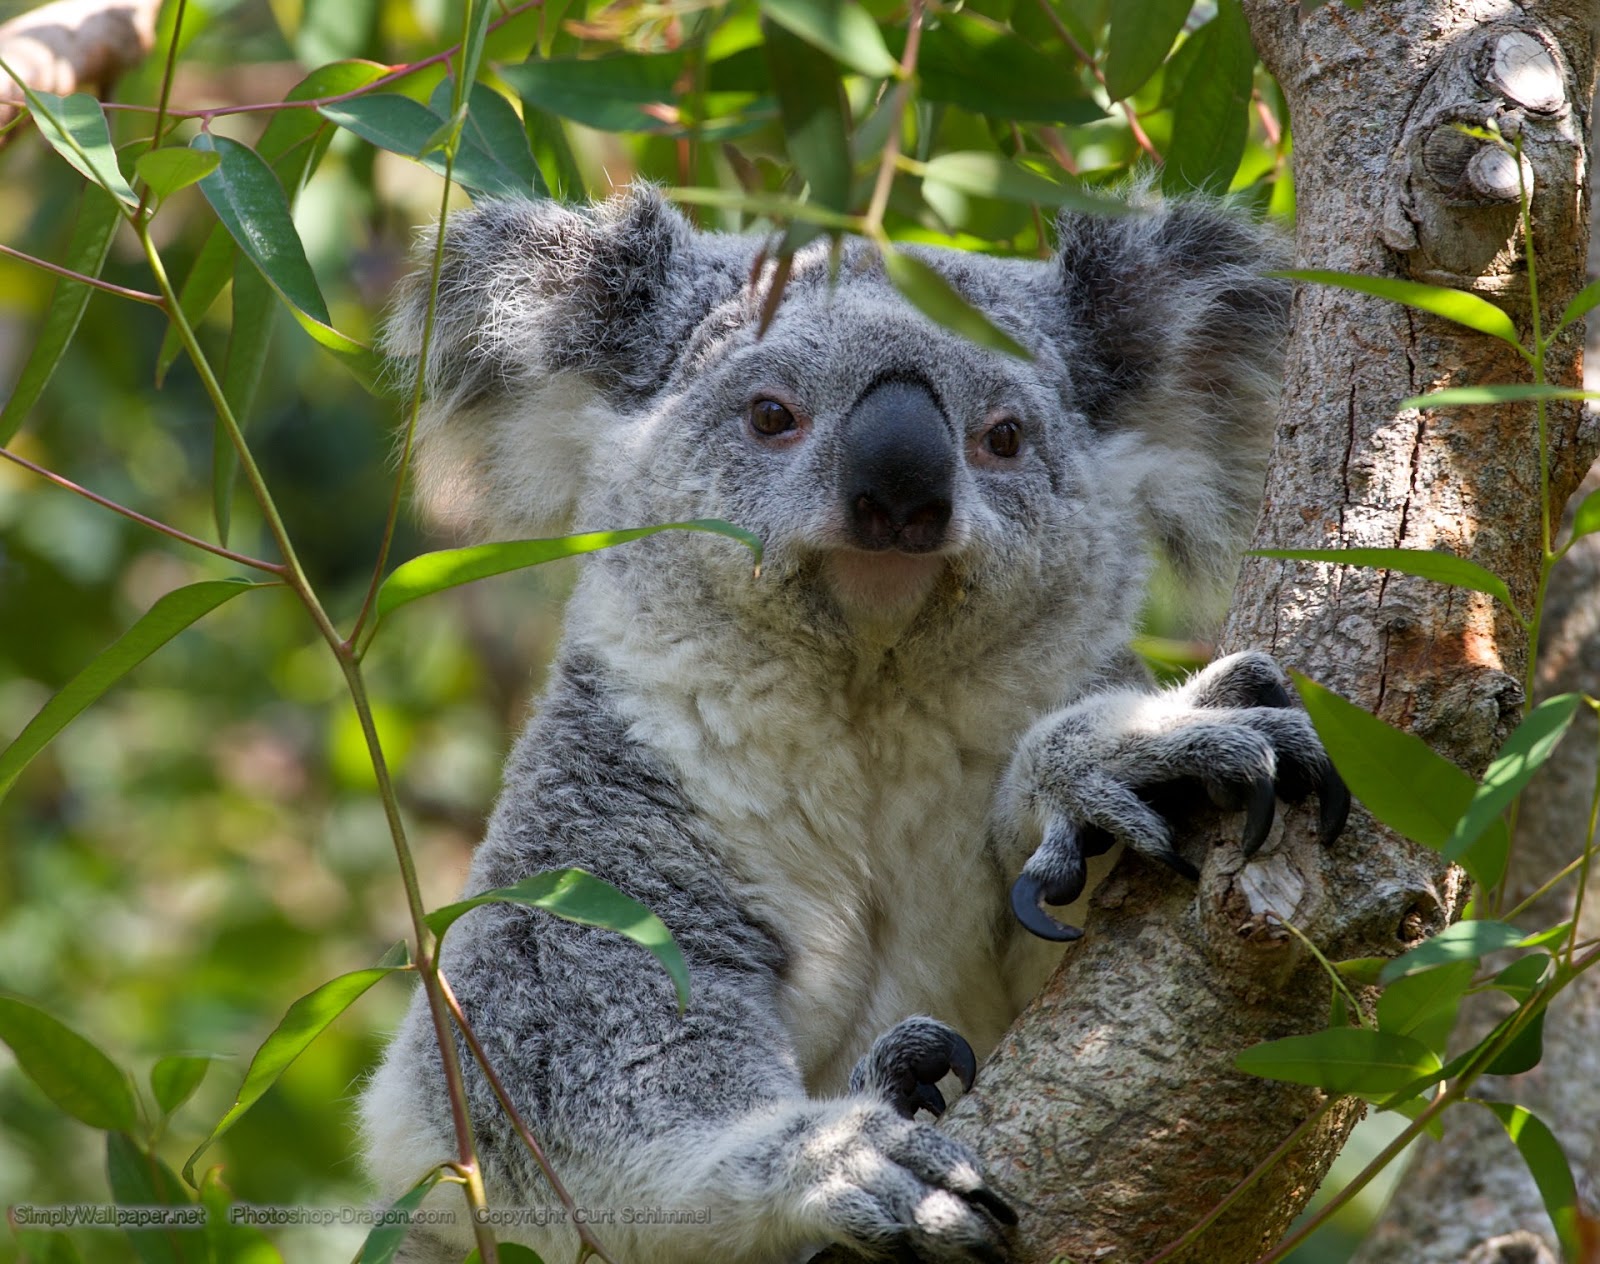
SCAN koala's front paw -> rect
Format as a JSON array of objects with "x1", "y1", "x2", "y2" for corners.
[
  {"x1": 794, "y1": 1103, "x2": 1016, "y2": 1263},
  {"x1": 1007, "y1": 651, "x2": 1351, "y2": 941},
  {"x1": 849, "y1": 1017, "x2": 978, "y2": 1120}
]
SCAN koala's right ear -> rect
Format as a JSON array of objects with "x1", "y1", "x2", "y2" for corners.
[{"x1": 387, "y1": 187, "x2": 732, "y2": 538}]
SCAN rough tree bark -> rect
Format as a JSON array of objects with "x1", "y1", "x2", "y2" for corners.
[
  {"x1": 934, "y1": 6, "x2": 1599, "y2": 1264},
  {"x1": 0, "y1": 0, "x2": 162, "y2": 131},
  {"x1": 1351, "y1": 183, "x2": 1600, "y2": 1259}
]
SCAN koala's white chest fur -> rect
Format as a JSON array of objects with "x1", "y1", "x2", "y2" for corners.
[{"x1": 584, "y1": 603, "x2": 1068, "y2": 1091}]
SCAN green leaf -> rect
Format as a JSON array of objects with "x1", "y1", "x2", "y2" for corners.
[
  {"x1": 665, "y1": 186, "x2": 860, "y2": 230},
  {"x1": 0, "y1": 996, "x2": 137, "y2": 1131},
  {"x1": 1569, "y1": 486, "x2": 1600, "y2": 544},
  {"x1": 1163, "y1": 0, "x2": 1254, "y2": 194},
  {"x1": 920, "y1": 151, "x2": 1129, "y2": 213},
  {"x1": 1278, "y1": 269, "x2": 1522, "y2": 346},
  {"x1": 1235, "y1": 1027, "x2": 1441, "y2": 1097},
  {"x1": 762, "y1": 18, "x2": 852, "y2": 212},
  {"x1": 759, "y1": 0, "x2": 898, "y2": 77},
  {"x1": 1289, "y1": 672, "x2": 1509, "y2": 890},
  {"x1": 881, "y1": 248, "x2": 1030, "y2": 359},
  {"x1": 156, "y1": 62, "x2": 389, "y2": 384},
  {"x1": 1104, "y1": 0, "x2": 1193, "y2": 100},
  {"x1": 10, "y1": 1230, "x2": 85, "y2": 1264},
  {"x1": 359, "y1": 1167, "x2": 445, "y2": 1264},
  {"x1": 1555, "y1": 275, "x2": 1600, "y2": 333},
  {"x1": 1479, "y1": 1102, "x2": 1582, "y2": 1262},
  {"x1": 106, "y1": 1133, "x2": 200, "y2": 1264},
  {"x1": 1256, "y1": 547, "x2": 1517, "y2": 615},
  {"x1": 1333, "y1": 956, "x2": 1387, "y2": 986},
  {"x1": 321, "y1": 93, "x2": 533, "y2": 199},
  {"x1": 375, "y1": 521, "x2": 762, "y2": 624},
  {"x1": 1375, "y1": 960, "x2": 1473, "y2": 1054},
  {"x1": 192, "y1": 135, "x2": 331, "y2": 325},
  {"x1": 1379, "y1": 920, "x2": 1528, "y2": 983},
  {"x1": 1444, "y1": 694, "x2": 1581, "y2": 864},
  {"x1": 11, "y1": 87, "x2": 138, "y2": 206},
  {"x1": 150, "y1": 1054, "x2": 213, "y2": 1117},
  {"x1": 184, "y1": 967, "x2": 396, "y2": 1184},
  {"x1": 1398, "y1": 384, "x2": 1600, "y2": 410},
  {"x1": 499, "y1": 53, "x2": 684, "y2": 132},
  {"x1": 1484, "y1": 1008, "x2": 1544, "y2": 1075},
  {"x1": 427, "y1": 870, "x2": 691, "y2": 1011},
  {"x1": 454, "y1": 0, "x2": 496, "y2": 106},
  {"x1": 1383, "y1": 1093, "x2": 1446, "y2": 1139},
  {"x1": 135, "y1": 147, "x2": 220, "y2": 198},
  {"x1": 445, "y1": 81, "x2": 546, "y2": 197},
  {"x1": 198, "y1": 1167, "x2": 285, "y2": 1264},
  {"x1": 915, "y1": 13, "x2": 1104, "y2": 124},
  {"x1": 1491, "y1": 952, "x2": 1551, "y2": 1002},
  {"x1": 0, "y1": 580, "x2": 270, "y2": 802},
  {"x1": 0, "y1": 186, "x2": 120, "y2": 442},
  {"x1": 216, "y1": 255, "x2": 277, "y2": 545}
]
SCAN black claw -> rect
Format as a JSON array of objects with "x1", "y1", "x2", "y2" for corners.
[
  {"x1": 1009, "y1": 874, "x2": 1083, "y2": 942},
  {"x1": 1156, "y1": 849, "x2": 1200, "y2": 882},
  {"x1": 1040, "y1": 816, "x2": 1089, "y2": 905},
  {"x1": 1242, "y1": 774, "x2": 1277, "y2": 857},
  {"x1": 911, "y1": 1082, "x2": 946, "y2": 1118},
  {"x1": 947, "y1": 1032, "x2": 977, "y2": 1093},
  {"x1": 1319, "y1": 764, "x2": 1352, "y2": 843},
  {"x1": 965, "y1": 1186, "x2": 1019, "y2": 1228},
  {"x1": 1080, "y1": 824, "x2": 1117, "y2": 858}
]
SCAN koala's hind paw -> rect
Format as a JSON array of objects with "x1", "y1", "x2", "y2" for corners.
[
  {"x1": 795, "y1": 1105, "x2": 1016, "y2": 1263},
  {"x1": 850, "y1": 1017, "x2": 978, "y2": 1120},
  {"x1": 1007, "y1": 651, "x2": 1351, "y2": 940}
]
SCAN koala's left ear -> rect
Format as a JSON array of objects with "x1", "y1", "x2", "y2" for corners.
[
  {"x1": 387, "y1": 187, "x2": 746, "y2": 538},
  {"x1": 1051, "y1": 201, "x2": 1291, "y2": 600}
]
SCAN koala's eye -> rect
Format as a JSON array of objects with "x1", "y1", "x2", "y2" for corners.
[
  {"x1": 750, "y1": 398, "x2": 798, "y2": 437},
  {"x1": 985, "y1": 419, "x2": 1022, "y2": 458}
]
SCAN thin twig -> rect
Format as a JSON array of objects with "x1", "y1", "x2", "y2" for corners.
[
  {"x1": 862, "y1": 0, "x2": 925, "y2": 237},
  {"x1": 436, "y1": 970, "x2": 619, "y2": 1264},
  {"x1": 0, "y1": 445, "x2": 283, "y2": 573},
  {"x1": 101, "y1": 2, "x2": 544, "y2": 123},
  {"x1": 0, "y1": 241, "x2": 165, "y2": 306},
  {"x1": 1030, "y1": 0, "x2": 1160, "y2": 162}
]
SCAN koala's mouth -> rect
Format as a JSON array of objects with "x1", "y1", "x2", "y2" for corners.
[{"x1": 823, "y1": 548, "x2": 949, "y2": 616}]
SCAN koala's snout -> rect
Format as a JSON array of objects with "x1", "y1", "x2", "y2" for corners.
[{"x1": 840, "y1": 378, "x2": 955, "y2": 554}]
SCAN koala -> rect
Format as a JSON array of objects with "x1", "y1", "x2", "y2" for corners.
[{"x1": 360, "y1": 187, "x2": 1349, "y2": 1264}]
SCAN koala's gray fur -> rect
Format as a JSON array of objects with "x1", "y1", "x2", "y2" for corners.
[{"x1": 362, "y1": 187, "x2": 1342, "y2": 1264}]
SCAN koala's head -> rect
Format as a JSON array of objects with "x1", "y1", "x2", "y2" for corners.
[{"x1": 390, "y1": 187, "x2": 1288, "y2": 664}]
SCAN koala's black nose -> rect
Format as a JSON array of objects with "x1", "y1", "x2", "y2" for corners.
[{"x1": 840, "y1": 378, "x2": 955, "y2": 553}]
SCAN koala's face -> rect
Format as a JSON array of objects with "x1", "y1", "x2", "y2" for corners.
[
  {"x1": 398, "y1": 188, "x2": 1286, "y2": 660},
  {"x1": 593, "y1": 243, "x2": 1114, "y2": 649}
]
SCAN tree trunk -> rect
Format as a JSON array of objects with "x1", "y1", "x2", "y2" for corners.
[
  {"x1": 1350, "y1": 151, "x2": 1600, "y2": 1258},
  {"x1": 938, "y1": 6, "x2": 1599, "y2": 1263}
]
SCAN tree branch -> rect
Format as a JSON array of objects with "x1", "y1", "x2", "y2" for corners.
[{"x1": 0, "y1": 0, "x2": 162, "y2": 131}]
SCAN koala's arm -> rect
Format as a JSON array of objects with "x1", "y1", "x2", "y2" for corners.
[
  {"x1": 361, "y1": 658, "x2": 1012, "y2": 1264},
  {"x1": 997, "y1": 652, "x2": 1351, "y2": 941}
]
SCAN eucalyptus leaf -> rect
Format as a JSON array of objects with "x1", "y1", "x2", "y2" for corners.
[
  {"x1": 499, "y1": 53, "x2": 684, "y2": 132},
  {"x1": 762, "y1": 18, "x2": 852, "y2": 212},
  {"x1": 881, "y1": 248, "x2": 1030, "y2": 359},
  {"x1": 374, "y1": 521, "x2": 762, "y2": 626},
  {"x1": 1290, "y1": 672, "x2": 1509, "y2": 890},
  {"x1": 1444, "y1": 694, "x2": 1581, "y2": 863},
  {"x1": 920, "y1": 152, "x2": 1127, "y2": 213},
  {"x1": 1375, "y1": 960, "x2": 1473, "y2": 1054},
  {"x1": 150, "y1": 1054, "x2": 214, "y2": 1117},
  {"x1": 1104, "y1": 0, "x2": 1193, "y2": 101},
  {"x1": 13, "y1": 87, "x2": 138, "y2": 205},
  {"x1": 426, "y1": 870, "x2": 691, "y2": 1010},
  {"x1": 184, "y1": 967, "x2": 397, "y2": 1183},
  {"x1": 0, "y1": 580, "x2": 272, "y2": 802},
  {"x1": 106, "y1": 1133, "x2": 197, "y2": 1264},
  {"x1": 1479, "y1": 1103, "x2": 1582, "y2": 1261},
  {"x1": 1279, "y1": 269, "x2": 1521, "y2": 346},
  {"x1": 1569, "y1": 486, "x2": 1600, "y2": 544},
  {"x1": 1398, "y1": 384, "x2": 1599, "y2": 410},
  {"x1": 759, "y1": 0, "x2": 898, "y2": 77},
  {"x1": 359, "y1": 1167, "x2": 445, "y2": 1264},
  {"x1": 1380, "y1": 920, "x2": 1528, "y2": 983},
  {"x1": 1555, "y1": 275, "x2": 1600, "y2": 333},
  {"x1": 136, "y1": 147, "x2": 221, "y2": 198},
  {"x1": 1484, "y1": 1008, "x2": 1545, "y2": 1076},
  {"x1": 0, "y1": 996, "x2": 137, "y2": 1131},
  {"x1": 915, "y1": 13, "x2": 1104, "y2": 124},
  {"x1": 1235, "y1": 1027, "x2": 1441, "y2": 1097},
  {"x1": 1163, "y1": 0, "x2": 1254, "y2": 194},
  {"x1": 1256, "y1": 547, "x2": 1517, "y2": 615},
  {"x1": 0, "y1": 186, "x2": 120, "y2": 442}
]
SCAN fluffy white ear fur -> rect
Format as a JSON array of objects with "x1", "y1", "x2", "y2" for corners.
[{"x1": 405, "y1": 373, "x2": 620, "y2": 540}]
